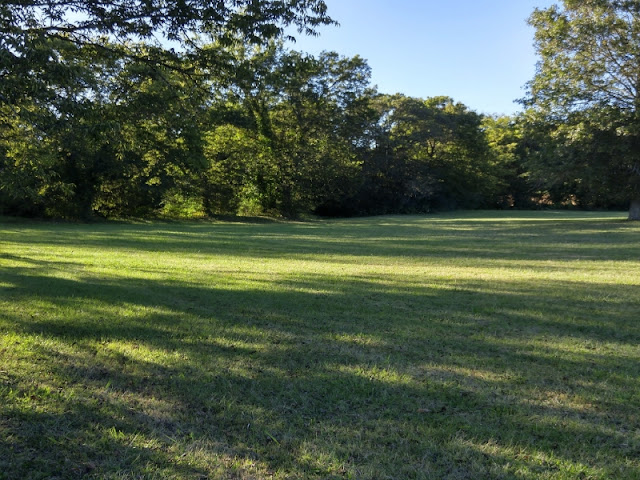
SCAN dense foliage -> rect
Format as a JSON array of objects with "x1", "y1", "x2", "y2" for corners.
[
  {"x1": 1, "y1": 0, "x2": 638, "y2": 218},
  {"x1": 525, "y1": 0, "x2": 640, "y2": 219}
]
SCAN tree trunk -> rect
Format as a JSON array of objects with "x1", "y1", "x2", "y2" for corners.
[{"x1": 629, "y1": 198, "x2": 640, "y2": 221}]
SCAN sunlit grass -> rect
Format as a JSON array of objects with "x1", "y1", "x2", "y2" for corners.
[{"x1": 1, "y1": 211, "x2": 639, "y2": 479}]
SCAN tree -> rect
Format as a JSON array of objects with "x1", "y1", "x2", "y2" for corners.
[
  {"x1": 526, "y1": 0, "x2": 640, "y2": 219},
  {"x1": 483, "y1": 115, "x2": 525, "y2": 208},
  {"x1": 0, "y1": 102, "x2": 73, "y2": 217},
  {"x1": 1, "y1": 0, "x2": 334, "y2": 120},
  {"x1": 206, "y1": 42, "x2": 374, "y2": 217},
  {"x1": 0, "y1": 37, "x2": 114, "y2": 217},
  {"x1": 93, "y1": 53, "x2": 210, "y2": 217},
  {"x1": 0, "y1": 0, "x2": 334, "y2": 218},
  {"x1": 356, "y1": 95, "x2": 500, "y2": 214}
]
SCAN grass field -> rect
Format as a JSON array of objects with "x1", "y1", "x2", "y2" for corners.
[{"x1": 1, "y1": 211, "x2": 639, "y2": 479}]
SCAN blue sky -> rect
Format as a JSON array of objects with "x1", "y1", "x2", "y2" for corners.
[{"x1": 287, "y1": 0, "x2": 557, "y2": 116}]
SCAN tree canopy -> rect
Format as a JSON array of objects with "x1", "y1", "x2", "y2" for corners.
[
  {"x1": 1, "y1": 0, "x2": 333, "y2": 48},
  {"x1": 526, "y1": 0, "x2": 640, "y2": 219},
  {"x1": 1, "y1": 0, "x2": 334, "y2": 105},
  {"x1": 1, "y1": 1, "x2": 638, "y2": 219}
]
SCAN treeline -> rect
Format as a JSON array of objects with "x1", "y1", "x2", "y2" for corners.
[
  {"x1": 0, "y1": 41, "x2": 603, "y2": 219},
  {"x1": 2, "y1": 1, "x2": 638, "y2": 219}
]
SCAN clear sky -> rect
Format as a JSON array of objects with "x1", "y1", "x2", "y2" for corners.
[{"x1": 286, "y1": 0, "x2": 557, "y2": 116}]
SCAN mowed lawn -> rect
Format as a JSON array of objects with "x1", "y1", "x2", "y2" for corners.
[{"x1": 1, "y1": 211, "x2": 639, "y2": 479}]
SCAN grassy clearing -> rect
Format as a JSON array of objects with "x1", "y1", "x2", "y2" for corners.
[{"x1": 1, "y1": 211, "x2": 639, "y2": 479}]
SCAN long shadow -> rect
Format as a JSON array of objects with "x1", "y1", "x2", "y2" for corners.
[
  {"x1": 2, "y1": 266, "x2": 639, "y2": 478},
  {"x1": 1, "y1": 215, "x2": 639, "y2": 478}
]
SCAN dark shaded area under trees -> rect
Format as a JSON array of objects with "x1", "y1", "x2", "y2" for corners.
[{"x1": 1, "y1": 0, "x2": 639, "y2": 220}]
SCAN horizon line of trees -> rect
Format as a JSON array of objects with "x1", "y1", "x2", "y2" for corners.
[{"x1": 2, "y1": 1, "x2": 639, "y2": 220}]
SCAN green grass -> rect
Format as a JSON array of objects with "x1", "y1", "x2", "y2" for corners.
[{"x1": 1, "y1": 211, "x2": 639, "y2": 479}]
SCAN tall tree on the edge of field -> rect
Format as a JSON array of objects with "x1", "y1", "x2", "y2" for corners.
[
  {"x1": 358, "y1": 95, "x2": 499, "y2": 214},
  {"x1": 525, "y1": 0, "x2": 640, "y2": 219},
  {"x1": 203, "y1": 42, "x2": 374, "y2": 218},
  {"x1": 0, "y1": 0, "x2": 334, "y2": 217}
]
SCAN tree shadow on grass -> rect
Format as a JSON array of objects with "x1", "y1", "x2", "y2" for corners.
[{"x1": 1, "y1": 254, "x2": 639, "y2": 479}]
